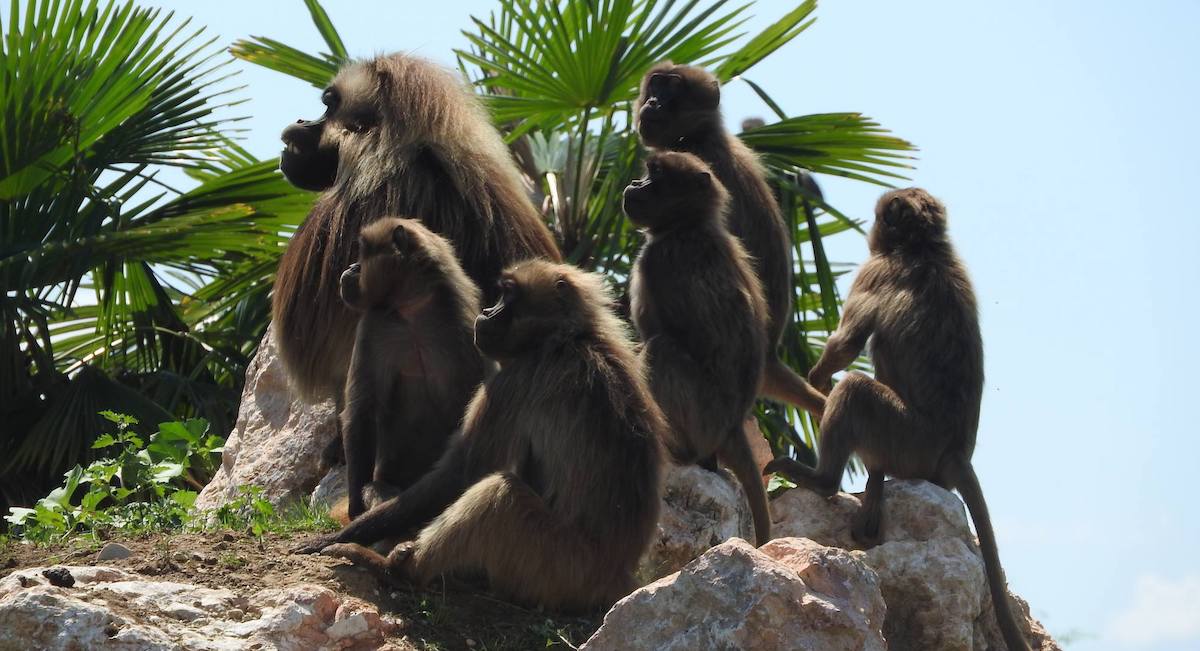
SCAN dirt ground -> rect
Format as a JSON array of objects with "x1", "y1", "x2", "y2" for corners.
[{"x1": 0, "y1": 531, "x2": 602, "y2": 651}]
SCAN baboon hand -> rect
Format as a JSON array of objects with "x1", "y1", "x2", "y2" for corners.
[{"x1": 385, "y1": 541, "x2": 418, "y2": 579}]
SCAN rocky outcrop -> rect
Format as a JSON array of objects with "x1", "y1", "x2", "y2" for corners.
[
  {"x1": 583, "y1": 537, "x2": 886, "y2": 651},
  {"x1": 774, "y1": 479, "x2": 1061, "y2": 651},
  {"x1": 0, "y1": 565, "x2": 395, "y2": 650},
  {"x1": 637, "y1": 463, "x2": 754, "y2": 582},
  {"x1": 195, "y1": 329, "x2": 338, "y2": 511}
]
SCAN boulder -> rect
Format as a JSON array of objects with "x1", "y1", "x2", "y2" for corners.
[
  {"x1": 584, "y1": 537, "x2": 886, "y2": 651},
  {"x1": 0, "y1": 565, "x2": 394, "y2": 650},
  {"x1": 773, "y1": 479, "x2": 1061, "y2": 651},
  {"x1": 636, "y1": 463, "x2": 754, "y2": 583},
  {"x1": 195, "y1": 329, "x2": 338, "y2": 511}
]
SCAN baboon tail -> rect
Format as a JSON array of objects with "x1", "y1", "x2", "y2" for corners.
[
  {"x1": 945, "y1": 455, "x2": 1031, "y2": 651},
  {"x1": 761, "y1": 358, "x2": 826, "y2": 418},
  {"x1": 720, "y1": 427, "x2": 772, "y2": 546}
]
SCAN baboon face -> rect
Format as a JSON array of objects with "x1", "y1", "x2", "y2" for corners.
[
  {"x1": 869, "y1": 188, "x2": 948, "y2": 253},
  {"x1": 623, "y1": 151, "x2": 720, "y2": 229},
  {"x1": 635, "y1": 64, "x2": 721, "y2": 148},
  {"x1": 475, "y1": 263, "x2": 574, "y2": 361},
  {"x1": 280, "y1": 64, "x2": 382, "y2": 191},
  {"x1": 341, "y1": 218, "x2": 444, "y2": 310}
]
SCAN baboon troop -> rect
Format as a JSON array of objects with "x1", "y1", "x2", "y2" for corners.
[
  {"x1": 309, "y1": 261, "x2": 664, "y2": 612},
  {"x1": 636, "y1": 62, "x2": 826, "y2": 418},
  {"x1": 271, "y1": 54, "x2": 1027, "y2": 647}
]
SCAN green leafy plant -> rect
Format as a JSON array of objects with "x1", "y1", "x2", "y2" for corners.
[
  {"x1": 4, "y1": 411, "x2": 225, "y2": 541},
  {"x1": 0, "y1": 0, "x2": 314, "y2": 511}
]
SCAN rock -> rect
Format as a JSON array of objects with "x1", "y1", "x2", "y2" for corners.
[
  {"x1": 310, "y1": 463, "x2": 347, "y2": 511},
  {"x1": 773, "y1": 479, "x2": 1061, "y2": 651},
  {"x1": 326, "y1": 613, "x2": 370, "y2": 640},
  {"x1": 636, "y1": 463, "x2": 754, "y2": 582},
  {"x1": 195, "y1": 328, "x2": 338, "y2": 511},
  {"x1": 96, "y1": 542, "x2": 132, "y2": 561},
  {"x1": 0, "y1": 565, "x2": 392, "y2": 651},
  {"x1": 583, "y1": 537, "x2": 886, "y2": 651}
]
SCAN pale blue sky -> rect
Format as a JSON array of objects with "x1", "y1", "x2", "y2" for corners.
[{"x1": 47, "y1": 1, "x2": 1200, "y2": 647}]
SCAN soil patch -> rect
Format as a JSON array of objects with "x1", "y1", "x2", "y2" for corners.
[{"x1": 0, "y1": 532, "x2": 601, "y2": 650}]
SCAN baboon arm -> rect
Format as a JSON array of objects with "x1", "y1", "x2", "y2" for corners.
[
  {"x1": 810, "y1": 289, "x2": 876, "y2": 386},
  {"x1": 342, "y1": 325, "x2": 378, "y2": 520},
  {"x1": 326, "y1": 439, "x2": 476, "y2": 548}
]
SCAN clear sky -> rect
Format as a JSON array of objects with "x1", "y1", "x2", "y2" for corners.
[{"x1": 36, "y1": 1, "x2": 1200, "y2": 648}]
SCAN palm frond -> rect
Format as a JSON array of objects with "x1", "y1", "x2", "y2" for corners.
[
  {"x1": 740, "y1": 113, "x2": 918, "y2": 186},
  {"x1": 229, "y1": 0, "x2": 349, "y2": 87}
]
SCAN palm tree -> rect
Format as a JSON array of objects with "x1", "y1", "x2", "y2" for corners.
[
  {"x1": 234, "y1": 0, "x2": 916, "y2": 461},
  {"x1": 0, "y1": 0, "x2": 313, "y2": 508}
]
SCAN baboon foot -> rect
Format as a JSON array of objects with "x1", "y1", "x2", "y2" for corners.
[
  {"x1": 850, "y1": 506, "x2": 883, "y2": 548},
  {"x1": 762, "y1": 457, "x2": 838, "y2": 498}
]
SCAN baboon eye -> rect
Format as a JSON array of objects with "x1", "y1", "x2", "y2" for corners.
[{"x1": 346, "y1": 121, "x2": 367, "y2": 134}]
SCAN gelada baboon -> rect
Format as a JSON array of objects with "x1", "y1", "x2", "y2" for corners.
[
  {"x1": 337, "y1": 218, "x2": 487, "y2": 521},
  {"x1": 301, "y1": 261, "x2": 665, "y2": 612},
  {"x1": 274, "y1": 53, "x2": 561, "y2": 408},
  {"x1": 636, "y1": 62, "x2": 825, "y2": 417},
  {"x1": 623, "y1": 150, "x2": 772, "y2": 546},
  {"x1": 764, "y1": 189, "x2": 1030, "y2": 651}
]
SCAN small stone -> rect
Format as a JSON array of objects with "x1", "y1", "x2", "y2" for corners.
[
  {"x1": 42, "y1": 567, "x2": 75, "y2": 588},
  {"x1": 222, "y1": 532, "x2": 236, "y2": 542},
  {"x1": 326, "y1": 613, "x2": 370, "y2": 640},
  {"x1": 97, "y1": 543, "x2": 132, "y2": 561},
  {"x1": 171, "y1": 551, "x2": 189, "y2": 563},
  {"x1": 466, "y1": 639, "x2": 477, "y2": 648},
  {"x1": 228, "y1": 608, "x2": 244, "y2": 621},
  {"x1": 214, "y1": 541, "x2": 229, "y2": 551},
  {"x1": 16, "y1": 575, "x2": 30, "y2": 587}
]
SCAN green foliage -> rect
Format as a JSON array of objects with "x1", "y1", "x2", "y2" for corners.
[
  {"x1": 3, "y1": 411, "x2": 224, "y2": 541},
  {"x1": 3, "y1": 410, "x2": 337, "y2": 541},
  {"x1": 0, "y1": 0, "x2": 314, "y2": 507},
  {"x1": 211, "y1": 485, "x2": 276, "y2": 538}
]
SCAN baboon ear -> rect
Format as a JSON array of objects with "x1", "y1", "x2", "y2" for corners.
[
  {"x1": 554, "y1": 276, "x2": 569, "y2": 294},
  {"x1": 694, "y1": 170, "x2": 711, "y2": 188},
  {"x1": 391, "y1": 224, "x2": 407, "y2": 251}
]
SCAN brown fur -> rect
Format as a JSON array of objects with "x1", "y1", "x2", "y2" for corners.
[
  {"x1": 299, "y1": 261, "x2": 665, "y2": 612},
  {"x1": 623, "y1": 151, "x2": 772, "y2": 546},
  {"x1": 274, "y1": 54, "x2": 561, "y2": 404},
  {"x1": 336, "y1": 218, "x2": 488, "y2": 520},
  {"x1": 763, "y1": 189, "x2": 1031, "y2": 651},
  {"x1": 636, "y1": 63, "x2": 825, "y2": 417}
]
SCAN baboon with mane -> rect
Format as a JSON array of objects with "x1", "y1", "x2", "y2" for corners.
[{"x1": 274, "y1": 53, "x2": 560, "y2": 464}]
